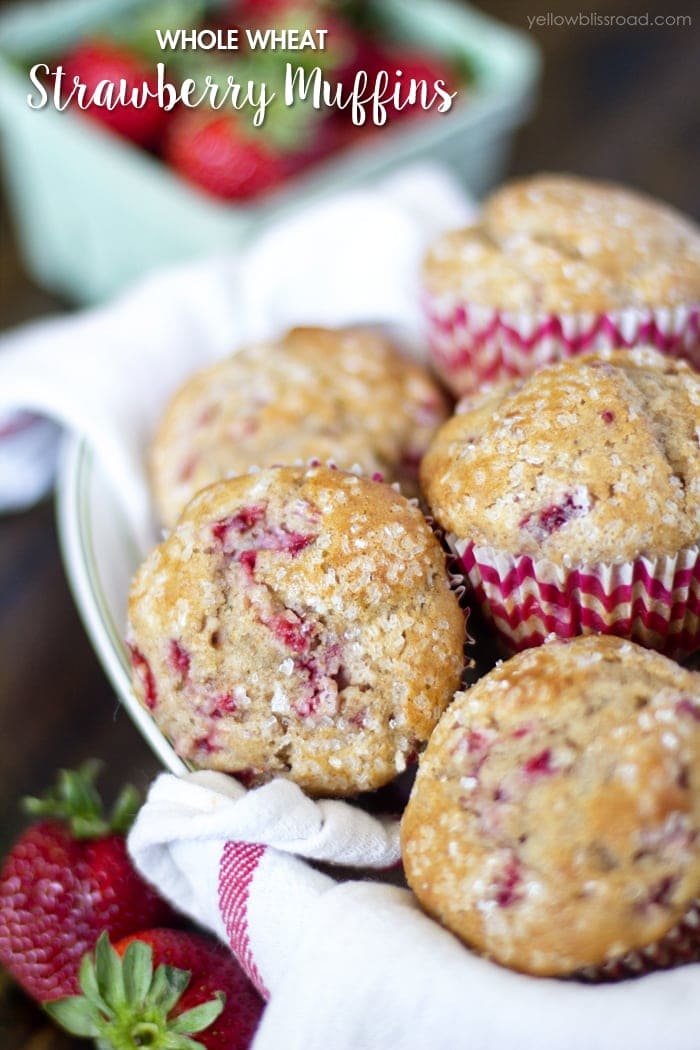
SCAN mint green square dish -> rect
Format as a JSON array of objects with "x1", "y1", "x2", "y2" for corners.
[{"x1": 0, "y1": 0, "x2": 540, "y2": 304}]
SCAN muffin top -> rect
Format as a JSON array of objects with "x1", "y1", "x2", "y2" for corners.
[
  {"x1": 128, "y1": 465, "x2": 465, "y2": 796},
  {"x1": 421, "y1": 347, "x2": 700, "y2": 564},
  {"x1": 402, "y1": 635, "x2": 700, "y2": 976},
  {"x1": 423, "y1": 174, "x2": 700, "y2": 313},
  {"x1": 151, "y1": 325, "x2": 449, "y2": 527}
]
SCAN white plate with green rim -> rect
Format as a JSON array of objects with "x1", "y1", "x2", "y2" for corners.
[{"x1": 56, "y1": 435, "x2": 188, "y2": 774}]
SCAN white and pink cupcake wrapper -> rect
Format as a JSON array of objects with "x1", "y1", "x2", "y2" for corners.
[
  {"x1": 580, "y1": 900, "x2": 700, "y2": 982},
  {"x1": 450, "y1": 536, "x2": 700, "y2": 658},
  {"x1": 423, "y1": 294, "x2": 700, "y2": 394}
]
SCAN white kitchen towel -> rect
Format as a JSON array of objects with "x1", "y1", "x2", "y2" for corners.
[
  {"x1": 129, "y1": 770, "x2": 401, "y2": 1000},
  {"x1": 130, "y1": 770, "x2": 700, "y2": 1050},
  {"x1": 0, "y1": 164, "x2": 474, "y2": 533},
  {"x1": 0, "y1": 412, "x2": 61, "y2": 512}
]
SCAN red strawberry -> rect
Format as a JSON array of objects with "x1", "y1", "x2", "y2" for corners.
[
  {"x1": 47, "y1": 929, "x2": 264, "y2": 1049},
  {"x1": 235, "y1": 0, "x2": 317, "y2": 19},
  {"x1": 375, "y1": 47, "x2": 457, "y2": 122},
  {"x1": 164, "y1": 110, "x2": 286, "y2": 200},
  {"x1": 281, "y1": 114, "x2": 353, "y2": 176},
  {"x1": 336, "y1": 39, "x2": 457, "y2": 123},
  {"x1": 0, "y1": 761, "x2": 174, "y2": 1002},
  {"x1": 60, "y1": 39, "x2": 170, "y2": 147},
  {"x1": 334, "y1": 34, "x2": 384, "y2": 89}
]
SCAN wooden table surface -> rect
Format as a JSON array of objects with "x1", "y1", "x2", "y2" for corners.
[{"x1": 0, "y1": 0, "x2": 698, "y2": 1045}]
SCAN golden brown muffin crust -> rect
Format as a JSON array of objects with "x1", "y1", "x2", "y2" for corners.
[
  {"x1": 128, "y1": 466, "x2": 465, "y2": 796},
  {"x1": 421, "y1": 347, "x2": 700, "y2": 564},
  {"x1": 151, "y1": 326, "x2": 449, "y2": 528},
  {"x1": 402, "y1": 635, "x2": 700, "y2": 975},
  {"x1": 423, "y1": 174, "x2": 700, "y2": 313}
]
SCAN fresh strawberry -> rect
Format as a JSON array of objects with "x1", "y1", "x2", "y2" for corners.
[
  {"x1": 235, "y1": 0, "x2": 317, "y2": 19},
  {"x1": 164, "y1": 110, "x2": 286, "y2": 200},
  {"x1": 373, "y1": 46, "x2": 457, "y2": 122},
  {"x1": 336, "y1": 38, "x2": 457, "y2": 123},
  {"x1": 333, "y1": 33, "x2": 383, "y2": 89},
  {"x1": 0, "y1": 761, "x2": 174, "y2": 1002},
  {"x1": 281, "y1": 113, "x2": 352, "y2": 175},
  {"x1": 60, "y1": 39, "x2": 171, "y2": 147},
  {"x1": 47, "y1": 929, "x2": 264, "y2": 1049}
]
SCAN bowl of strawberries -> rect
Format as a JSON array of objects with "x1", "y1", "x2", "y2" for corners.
[{"x1": 0, "y1": 0, "x2": 539, "y2": 303}]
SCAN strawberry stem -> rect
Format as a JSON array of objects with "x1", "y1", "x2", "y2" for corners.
[
  {"x1": 21, "y1": 762, "x2": 142, "y2": 839},
  {"x1": 110, "y1": 784, "x2": 142, "y2": 835},
  {"x1": 46, "y1": 933, "x2": 225, "y2": 1050},
  {"x1": 129, "y1": 1020, "x2": 159, "y2": 1044}
]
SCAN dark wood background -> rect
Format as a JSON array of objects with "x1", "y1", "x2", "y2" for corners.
[{"x1": 0, "y1": 0, "x2": 698, "y2": 1044}]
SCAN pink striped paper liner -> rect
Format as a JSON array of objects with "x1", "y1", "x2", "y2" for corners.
[
  {"x1": 449, "y1": 535, "x2": 700, "y2": 659},
  {"x1": 423, "y1": 293, "x2": 700, "y2": 395},
  {"x1": 578, "y1": 900, "x2": 700, "y2": 982}
]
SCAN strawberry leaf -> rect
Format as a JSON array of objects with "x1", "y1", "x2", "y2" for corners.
[
  {"x1": 94, "y1": 932, "x2": 126, "y2": 1010},
  {"x1": 45, "y1": 996, "x2": 100, "y2": 1037},
  {"x1": 122, "y1": 939, "x2": 154, "y2": 1006},
  {"x1": 169, "y1": 992, "x2": 226, "y2": 1034},
  {"x1": 50, "y1": 936, "x2": 228, "y2": 1050},
  {"x1": 170, "y1": 1037, "x2": 208, "y2": 1050},
  {"x1": 78, "y1": 952, "x2": 109, "y2": 1016},
  {"x1": 150, "y1": 963, "x2": 191, "y2": 1014},
  {"x1": 105, "y1": 0, "x2": 208, "y2": 62},
  {"x1": 21, "y1": 794, "x2": 52, "y2": 817},
  {"x1": 70, "y1": 814, "x2": 110, "y2": 839},
  {"x1": 77, "y1": 757, "x2": 102, "y2": 778},
  {"x1": 109, "y1": 784, "x2": 142, "y2": 834},
  {"x1": 20, "y1": 761, "x2": 142, "y2": 839},
  {"x1": 60, "y1": 764, "x2": 102, "y2": 815},
  {"x1": 146, "y1": 959, "x2": 171, "y2": 1007}
]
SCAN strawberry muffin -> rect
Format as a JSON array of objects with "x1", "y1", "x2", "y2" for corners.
[
  {"x1": 127, "y1": 465, "x2": 465, "y2": 796},
  {"x1": 422, "y1": 173, "x2": 700, "y2": 394},
  {"x1": 421, "y1": 347, "x2": 700, "y2": 656},
  {"x1": 151, "y1": 326, "x2": 449, "y2": 528},
  {"x1": 402, "y1": 635, "x2": 700, "y2": 978}
]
